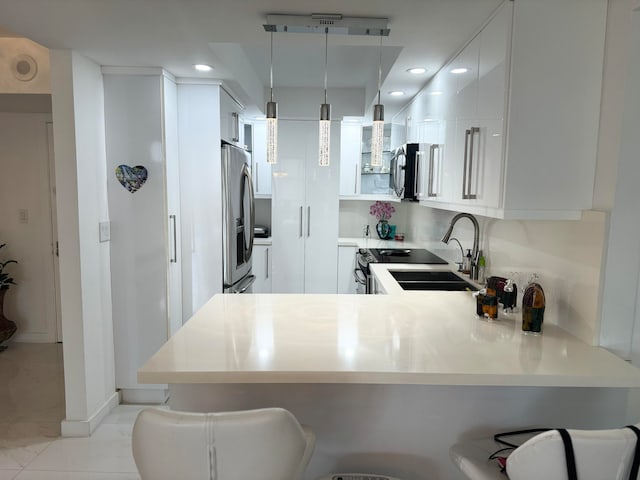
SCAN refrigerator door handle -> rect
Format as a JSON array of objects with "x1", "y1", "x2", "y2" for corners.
[{"x1": 241, "y1": 163, "x2": 255, "y2": 262}]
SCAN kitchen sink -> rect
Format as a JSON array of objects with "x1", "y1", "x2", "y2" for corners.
[{"x1": 389, "y1": 270, "x2": 478, "y2": 291}]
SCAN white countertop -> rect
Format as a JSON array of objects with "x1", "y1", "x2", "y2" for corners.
[
  {"x1": 338, "y1": 236, "x2": 423, "y2": 248},
  {"x1": 138, "y1": 293, "x2": 640, "y2": 388}
]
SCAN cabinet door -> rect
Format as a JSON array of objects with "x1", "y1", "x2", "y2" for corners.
[
  {"x1": 304, "y1": 120, "x2": 339, "y2": 293},
  {"x1": 220, "y1": 89, "x2": 242, "y2": 145},
  {"x1": 251, "y1": 121, "x2": 272, "y2": 196},
  {"x1": 252, "y1": 245, "x2": 272, "y2": 293},
  {"x1": 337, "y1": 246, "x2": 357, "y2": 294},
  {"x1": 340, "y1": 122, "x2": 362, "y2": 196},
  {"x1": 271, "y1": 120, "x2": 307, "y2": 293}
]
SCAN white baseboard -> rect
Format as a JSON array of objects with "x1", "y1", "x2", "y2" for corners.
[
  {"x1": 61, "y1": 391, "x2": 120, "y2": 437},
  {"x1": 120, "y1": 387, "x2": 168, "y2": 405}
]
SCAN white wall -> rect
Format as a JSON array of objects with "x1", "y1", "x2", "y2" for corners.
[
  {"x1": 0, "y1": 112, "x2": 57, "y2": 343},
  {"x1": 273, "y1": 87, "x2": 365, "y2": 120},
  {"x1": 49, "y1": 50, "x2": 117, "y2": 436}
]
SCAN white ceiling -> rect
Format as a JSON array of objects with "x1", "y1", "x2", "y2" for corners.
[{"x1": 0, "y1": 0, "x2": 504, "y2": 118}]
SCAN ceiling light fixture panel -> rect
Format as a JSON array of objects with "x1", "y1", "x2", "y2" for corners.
[{"x1": 264, "y1": 14, "x2": 389, "y2": 36}]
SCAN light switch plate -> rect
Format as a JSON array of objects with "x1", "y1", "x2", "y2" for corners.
[
  {"x1": 99, "y1": 221, "x2": 111, "y2": 242},
  {"x1": 18, "y1": 209, "x2": 28, "y2": 224}
]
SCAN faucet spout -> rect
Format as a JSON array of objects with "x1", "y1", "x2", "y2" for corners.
[{"x1": 441, "y1": 213, "x2": 480, "y2": 275}]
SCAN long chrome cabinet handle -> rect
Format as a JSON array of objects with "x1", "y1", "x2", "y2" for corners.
[
  {"x1": 354, "y1": 164, "x2": 358, "y2": 194},
  {"x1": 232, "y1": 112, "x2": 240, "y2": 142},
  {"x1": 414, "y1": 151, "x2": 420, "y2": 197},
  {"x1": 462, "y1": 129, "x2": 471, "y2": 199},
  {"x1": 307, "y1": 206, "x2": 311, "y2": 237},
  {"x1": 169, "y1": 215, "x2": 177, "y2": 263},
  {"x1": 299, "y1": 206, "x2": 303, "y2": 238},
  {"x1": 255, "y1": 163, "x2": 259, "y2": 194},
  {"x1": 265, "y1": 247, "x2": 269, "y2": 279},
  {"x1": 467, "y1": 127, "x2": 479, "y2": 200},
  {"x1": 427, "y1": 145, "x2": 436, "y2": 198}
]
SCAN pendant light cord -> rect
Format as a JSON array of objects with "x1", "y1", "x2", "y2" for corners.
[
  {"x1": 270, "y1": 32, "x2": 274, "y2": 103},
  {"x1": 377, "y1": 31, "x2": 383, "y2": 105},
  {"x1": 323, "y1": 28, "x2": 329, "y2": 104}
]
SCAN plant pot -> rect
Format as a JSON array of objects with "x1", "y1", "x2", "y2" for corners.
[
  {"x1": 376, "y1": 220, "x2": 392, "y2": 240},
  {"x1": 0, "y1": 288, "x2": 17, "y2": 351}
]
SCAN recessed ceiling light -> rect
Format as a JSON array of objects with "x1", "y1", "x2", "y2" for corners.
[
  {"x1": 255, "y1": 115, "x2": 266, "y2": 120},
  {"x1": 451, "y1": 67, "x2": 469, "y2": 74},
  {"x1": 389, "y1": 91, "x2": 405, "y2": 96},
  {"x1": 194, "y1": 64, "x2": 214, "y2": 72},
  {"x1": 423, "y1": 118, "x2": 436, "y2": 122},
  {"x1": 407, "y1": 67, "x2": 426, "y2": 74},
  {"x1": 430, "y1": 91, "x2": 443, "y2": 96}
]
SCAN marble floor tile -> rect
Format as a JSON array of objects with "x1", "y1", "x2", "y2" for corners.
[
  {"x1": 0, "y1": 440, "x2": 51, "y2": 469},
  {"x1": 23, "y1": 425, "x2": 137, "y2": 473},
  {"x1": 0, "y1": 470, "x2": 20, "y2": 480}
]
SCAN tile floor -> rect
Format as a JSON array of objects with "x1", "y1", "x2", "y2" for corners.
[{"x1": 0, "y1": 343, "x2": 142, "y2": 479}]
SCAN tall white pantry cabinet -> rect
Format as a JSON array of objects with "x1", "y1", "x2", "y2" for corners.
[
  {"x1": 271, "y1": 120, "x2": 340, "y2": 293},
  {"x1": 103, "y1": 68, "x2": 182, "y2": 403}
]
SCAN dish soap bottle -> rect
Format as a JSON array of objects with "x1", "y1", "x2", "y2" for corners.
[
  {"x1": 522, "y1": 275, "x2": 545, "y2": 334},
  {"x1": 462, "y1": 249, "x2": 472, "y2": 274}
]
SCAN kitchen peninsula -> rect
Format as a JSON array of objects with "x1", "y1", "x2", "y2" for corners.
[{"x1": 139, "y1": 293, "x2": 640, "y2": 480}]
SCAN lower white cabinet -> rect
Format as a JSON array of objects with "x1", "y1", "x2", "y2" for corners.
[
  {"x1": 252, "y1": 245, "x2": 271, "y2": 293},
  {"x1": 337, "y1": 246, "x2": 357, "y2": 294}
]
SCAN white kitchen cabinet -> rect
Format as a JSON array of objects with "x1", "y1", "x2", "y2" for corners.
[
  {"x1": 337, "y1": 246, "x2": 357, "y2": 294},
  {"x1": 103, "y1": 68, "x2": 182, "y2": 402},
  {"x1": 412, "y1": 0, "x2": 607, "y2": 220},
  {"x1": 220, "y1": 88, "x2": 245, "y2": 147},
  {"x1": 271, "y1": 120, "x2": 339, "y2": 293},
  {"x1": 252, "y1": 244, "x2": 271, "y2": 293},
  {"x1": 339, "y1": 121, "x2": 362, "y2": 197},
  {"x1": 250, "y1": 121, "x2": 272, "y2": 197}
]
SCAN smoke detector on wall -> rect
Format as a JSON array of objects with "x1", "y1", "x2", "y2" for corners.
[{"x1": 12, "y1": 54, "x2": 38, "y2": 82}]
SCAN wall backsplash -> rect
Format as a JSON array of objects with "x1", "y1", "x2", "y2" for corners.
[{"x1": 404, "y1": 203, "x2": 607, "y2": 345}]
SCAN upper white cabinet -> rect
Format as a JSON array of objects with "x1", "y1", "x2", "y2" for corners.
[
  {"x1": 250, "y1": 121, "x2": 272, "y2": 197},
  {"x1": 220, "y1": 88, "x2": 245, "y2": 148},
  {"x1": 410, "y1": 0, "x2": 607, "y2": 220},
  {"x1": 271, "y1": 120, "x2": 339, "y2": 293}
]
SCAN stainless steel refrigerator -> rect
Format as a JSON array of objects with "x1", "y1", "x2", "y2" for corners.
[{"x1": 222, "y1": 142, "x2": 255, "y2": 293}]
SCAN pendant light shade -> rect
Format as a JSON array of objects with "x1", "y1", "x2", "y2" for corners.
[
  {"x1": 266, "y1": 32, "x2": 278, "y2": 164},
  {"x1": 371, "y1": 32, "x2": 385, "y2": 167},
  {"x1": 319, "y1": 29, "x2": 331, "y2": 167}
]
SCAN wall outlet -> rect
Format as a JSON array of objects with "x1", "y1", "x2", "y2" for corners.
[
  {"x1": 18, "y1": 209, "x2": 28, "y2": 224},
  {"x1": 99, "y1": 221, "x2": 111, "y2": 242}
]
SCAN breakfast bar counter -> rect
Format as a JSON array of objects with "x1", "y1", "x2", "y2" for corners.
[
  {"x1": 138, "y1": 294, "x2": 640, "y2": 480},
  {"x1": 138, "y1": 293, "x2": 640, "y2": 387}
]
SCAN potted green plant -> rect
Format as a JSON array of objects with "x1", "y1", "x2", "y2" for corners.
[{"x1": 0, "y1": 243, "x2": 18, "y2": 351}]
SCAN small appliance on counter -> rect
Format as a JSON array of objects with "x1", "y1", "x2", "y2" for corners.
[{"x1": 253, "y1": 225, "x2": 269, "y2": 238}]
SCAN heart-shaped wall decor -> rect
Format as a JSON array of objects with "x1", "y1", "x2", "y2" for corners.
[{"x1": 115, "y1": 165, "x2": 148, "y2": 193}]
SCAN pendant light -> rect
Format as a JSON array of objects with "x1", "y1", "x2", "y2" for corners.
[
  {"x1": 318, "y1": 28, "x2": 331, "y2": 167},
  {"x1": 266, "y1": 31, "x2": 278, "y2": 164},
  {"x1": 371, "y1": 31, "x2": 385, "y2": 167}
]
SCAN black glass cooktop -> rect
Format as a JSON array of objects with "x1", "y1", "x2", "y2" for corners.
[{"x1": 369, "y1": 248, "x2": 448, "y2": 265}]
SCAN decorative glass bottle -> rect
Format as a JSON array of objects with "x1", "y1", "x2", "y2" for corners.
[{"x1": 522, "y1": 275, "x2": 545, "y2": 334}]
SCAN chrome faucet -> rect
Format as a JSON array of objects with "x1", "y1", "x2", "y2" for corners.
[{"x1": 441, "y1": 213, "x2": 480, "y2": 279}]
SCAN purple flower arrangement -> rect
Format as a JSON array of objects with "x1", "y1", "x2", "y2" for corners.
[{"x1": 369, "y1": 201, "x2": 395, "y2": 221}]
